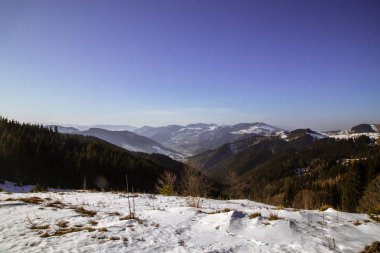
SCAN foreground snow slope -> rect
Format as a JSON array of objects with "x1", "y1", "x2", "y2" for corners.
[{"x1": 0, "y1": 191, "x2": 379, "y2": 253}]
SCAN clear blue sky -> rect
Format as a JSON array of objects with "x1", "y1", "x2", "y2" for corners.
[{"x1": 1, "y1": 0, "x2": 379, "y2": 130}]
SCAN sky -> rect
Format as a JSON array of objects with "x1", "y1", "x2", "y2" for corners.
[{"x1": 0, "y1": 0, "x2": 379, "y2": 131}]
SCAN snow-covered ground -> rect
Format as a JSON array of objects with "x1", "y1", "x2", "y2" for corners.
[{"x1": 1, "y1": 191, "x2": 379, "y2": 253}]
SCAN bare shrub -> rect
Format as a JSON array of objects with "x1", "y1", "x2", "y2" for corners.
[
  {"x1": 224, "y1": 169, "x2": 243, "y2": 199},
  {"x1": 180, "y1": 167, "x2": 211, "y2": 197}
]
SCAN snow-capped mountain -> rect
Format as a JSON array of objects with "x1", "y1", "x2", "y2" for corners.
[
  {"x1": 324, "y1": 123, "x2": 380, "y2": 140},
  {"x1": 134, "y1": 123, "x2": 285, "y2": 156}
]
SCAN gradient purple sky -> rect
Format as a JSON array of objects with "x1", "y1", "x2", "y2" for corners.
[{"x1": 1, "y1": 0, "x2": 379, "y2": 130}]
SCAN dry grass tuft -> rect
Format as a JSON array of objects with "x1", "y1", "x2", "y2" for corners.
[
  {"x1": 31, "y1": 224, "x2": 50, "y2": 230},
  {"x1": 19, "y1": 197, "x2": 44, "y2": 204},
  {"x1": 73, "y1": 207, "x2": 97, "y2": 217},
  {"x1": 249, "y1": 212, "x2": 261, "y2": 219},
  {"x1": 46, "y1": 200, "x2": 66, "y2": 209},
  {"x1": 98, "y1": 227, "x2": 108, "y2": 232},
  {"x1": 353, "y1": 220, "x2": 361, "y2": 226},
  {"x1": 56, "y1": 221, "x2": 69, "y2": 228},
  {"x1": 200, "y1": 208, "x2": 232, "y2": 214},
  {"x1": 53, "y1": 227, "x2": 96, "y2": 236},
  {"x1": 268, "y1": 213, "x2": 281, "y2": 221},
  {"x1": 109, "y1": 236, "x2": 120, "y2": 240},
  {"x1": 108, "y1": 211, "x2": 120, "y2": 216},
  {"x1": 89, "y1": 220, "x2": 98, "y2": 226},
  {"x1": 40, "y1": 232, "x2": 50, "y2": 238}
]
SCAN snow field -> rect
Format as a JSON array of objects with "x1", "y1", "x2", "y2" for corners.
[{"x1": 0, "y1": 191, "x2": 379, "y2": 253}]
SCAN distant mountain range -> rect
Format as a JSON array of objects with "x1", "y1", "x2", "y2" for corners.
[
  {"x1": 4, "y1": 116, "x2": 380, "y2": 213},
  {"x1": 52, "y1": 123, "x2": 380, "y2": 160}
]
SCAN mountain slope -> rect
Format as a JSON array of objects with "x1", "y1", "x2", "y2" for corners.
[
  {"x1": 52, "y1": 127, "x2": 184, "y2": 160},
  {"x1": 76, "y1": 128, "x2": 183, "y2": 159},
  {"x1": 188, "y1": 128, "x2": 328, "y2": 177}
]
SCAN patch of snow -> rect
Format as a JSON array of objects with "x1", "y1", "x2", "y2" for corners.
[
  {"x1": 308, "y1": 132, "x2": 328, "y2": 140},
  {"x1": 231, "y1": 124, "x2": 278, "y2": 135},
  {"x1": 178, "y1": 127, "x2": 203, "y2": 132},
  {"x1": 326, "y1": 132, "x2": 380, "y2": 140},
  {"x1": 152, "y1": 146, "x2": 184, "y2": 160},
  {"x1": 121, "y1": 144, "x2": 145, "y2": 153},
  {"x1": 277, "y1": 131, "x2": 288, "y2": 140},
  {"x1": 0, "y1": 192, "x2": 379, "y2": 252},
  {"x1": 370, "y1": 124, "x2": 378, "y2": 132}
]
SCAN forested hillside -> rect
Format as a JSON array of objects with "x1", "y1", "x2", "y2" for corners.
[
  {"x1": 0, "y1": 117, "x2": 183, "y2": 191},
  {"x1": 212, "y1": 136, "x2": 380, "y2": 213}
]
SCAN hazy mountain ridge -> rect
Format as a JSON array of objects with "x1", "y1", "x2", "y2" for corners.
[
  {"x1": 133, "y1": 122, "x2": 285, "y2": 156},
  {"x1": 52, "y1": 127, "x2": 184, "y2": 160}
]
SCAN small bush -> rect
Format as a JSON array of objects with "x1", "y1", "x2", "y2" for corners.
[
  {"x1": 249, "y1": 212, "x2": 261, "y2": 219},
  {"x1": 109, "y1": 236, "x2": 120, "y2": 240},
  {"x1": 353, "y1": 220, "x2": 361, "y2": 226},
  {"x1": 159, "y1": 185, "x2": 174, "y2": 196}
]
